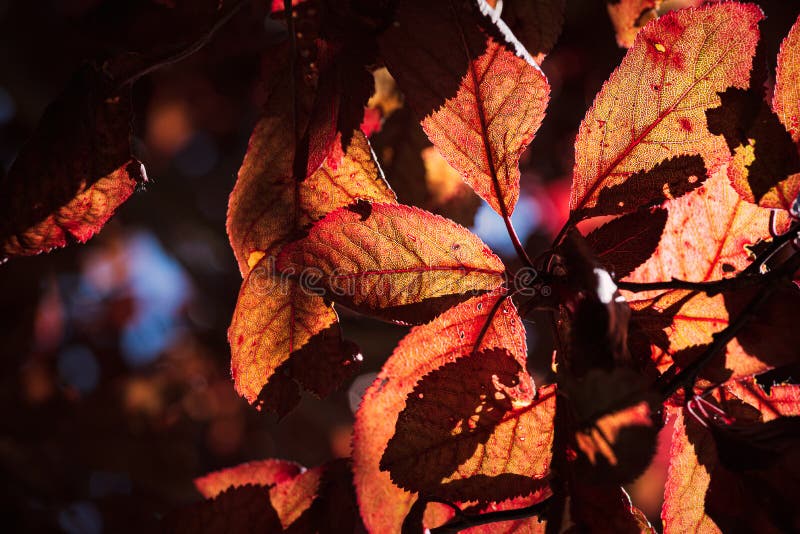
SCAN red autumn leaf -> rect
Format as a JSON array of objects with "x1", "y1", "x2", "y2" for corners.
[
  {"x1": 571, "y1": 3, "x2": 762, "y2": 219},
  {"x1": 625, "y1": 172, "x2": 793, "y2": 383},
  {"x1": 227, "y1": 122, "x2": 396, "y2": 275},
  {"x1": 226, "y1": 57, "x2": 394, "y2": 411},
  {"x1": 663, "y1": 382, "x2": 800, "y2": 533},
  {"x1": 607, "y1": 0, "x2": 661, "y2": 48},
  {"x1": 228, "y1": 258, "x2": 360, "y2": 413},
  {"x1": 775, "y1": 15, "x2": 800, "y2": 143},
  {"x1": 352, "y1": 294, "x2": 534, "y2": 532},
  {"x1": 585, "y1": 207, "x2": 668, "y2": 279},
  {"x1": 381, "y1": 349, "x2": 553, "y2": 502},
  {"x1": 194, "y1": 459, "x2": 304, "y2": 499},
  {"x1": 379, "y1": 0, "x2": 550, "y2": 217},
  {"x1": 729, "y1": 13, "x2": 800, "y2": 210},
  {"x1": 0, "y1": 64, "x2": 145, "y2": 262},
  {"x1": 275, "y1": 203, "x2": 506, "y2": 324}
]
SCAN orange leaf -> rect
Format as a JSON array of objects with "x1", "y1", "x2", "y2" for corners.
[
  {"x1": 188, "y1": 459, "x2": 363, "y2": 532},
  {"x1": 626, "y1": 172, "x2": 792, "y2": 383},
  {"x1": 663, "y1": 384, "x2": 800, "y2": 533},
  {"x1": 275, "y1": 203, "x2": 506, "y2": 324},
  {"x1": 381, "y1": 349, "x2": 553, "y2": 502},
  {"x1": 227, "y1": 124, "x2": 395, "y2": 276},
  {"x1": 774, "y1": 15, "x2": 800, "y2": 143},
  {"x1": 0, "y1": 65, "x2": 145, "y2": 262},
  {"x1": 747, "y1": 13, "x2": 800, "y2": 210},
  {"x1": 353, "y1": 294, "x2": 547, "y2": 532},
  {"x1": 607, "y1": 0, "x2": 661, "y2": 48},
  {"x1": 571, "y1": 3, "x2": 762, "y2": 218},
  {"x1": 228, "y1": 259, "x2": 360, "y2": 412},
  {"x1": 379, "y1": 0, "x2": 549, "y2": 217},
  {"x1": 194, "y1": 459, "x2": 304, "y2": 499}
]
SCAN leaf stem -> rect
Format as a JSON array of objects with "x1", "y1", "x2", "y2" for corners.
[{"x1": 429, "y1": 497, "x2": 550, "y2": 534}]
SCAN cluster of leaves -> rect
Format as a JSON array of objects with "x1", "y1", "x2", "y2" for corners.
[{"x1": 5, "y1": 0, "x2": 800, "y2": 532}]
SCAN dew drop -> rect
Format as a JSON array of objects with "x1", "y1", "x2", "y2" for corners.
[
  {"x1": 417, "y1": 393, "x2": 424, "y2": 399},
  {"x1": 458, "y1": 330, "x2": 465, "y2": 339},
  {"x1": 476, "y1": 302, "x2": 483, "y2": 311},
  {"x1": 407, "y1": 234, "x2": 417, "y2": 242}
]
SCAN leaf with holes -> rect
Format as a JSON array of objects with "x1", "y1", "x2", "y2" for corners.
[
  {"x1": 276, "y1": 203, "x2": 505, "y2": 324},
  {"x1": 571, "y1": 3, "x2": 762, "y2": 219},
  {"x1": 379, "y1": 0, "x2": 549, "y2": 217}
]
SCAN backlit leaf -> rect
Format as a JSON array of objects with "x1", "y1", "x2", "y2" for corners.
[
  {"x1": 381, "y1": 349, "x2": 553, "y2": 502},
  {"x1": 162, "y1": 485, "x2": 283, "y2": 533},
  {"x1": 625, "y1": 172, "x2": 793, "y2": 383},
  {"x1": 188, "y1": 459, "x2": 363, "y2": 533},
  {"x1": 228, "y1": 258, "x2": 361, "y2": 413},
  {"x1": 194, "y1": 459, "x2": 304, "y2": 499},
  {"x1": 352, "y1": 294, "x2": 532, "y2": 532},
  {"x1": 0, "y1": 64, "x2": 145, "y2": 262},
  {"x1": 276, "y1": 203, "x2": 505, "y2": 324},
  {"x1": 571, "y1": 3, "x2": 762, "y2": 218},
  {"x1": 607, "y1": 0, "x2": 661, "y2": 48},
  {"x1": 708, "y1": 87, "x2": 800, "y2": 210},
  {"x1": 379, "y1": 0, "x2": 550, "y2": 217},
  {"x1": 761, "y1": 14, "x2": 800, "y2": 210},
  {"x1": 774, "y1": 14, "x2": 800, "y2": 143},
  {"x1": 227, "y1": 119, "x2": 394, "y2": 275},
  {"x1": 663, "y1": 384, "x2": 800, "y2": 533}
]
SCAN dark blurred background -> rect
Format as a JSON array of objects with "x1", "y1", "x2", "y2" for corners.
[{"x1": 0, "y1": 0, "x2": 797, "y2": 532}]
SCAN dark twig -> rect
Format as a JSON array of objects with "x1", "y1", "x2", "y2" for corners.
[
  {"x1": 118, "y1": 0, "x2": 248, "y2": 88},
  {"x1": 429, "y1": 497, "x2": 551, "y2": 534},
  {"x1": 618, "y1": 220, "x2": 800, "y2": 295}
]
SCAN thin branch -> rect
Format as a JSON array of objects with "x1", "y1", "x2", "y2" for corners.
[
  {"x1": 118, "y1": 0, "x2": 248, "y2": 88},
  {"x1": 657, "y1": 283, "x2": 776, "y2": 398},
  {"x1": 429, "y1": 497, "x2": 551, "y2": 534},
  {"x1": 618, "y1": 221, "x2": 800, "y2": 295},
  {"x1": 655, "y1": 251, "x2": 800, "y2": 398}
]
